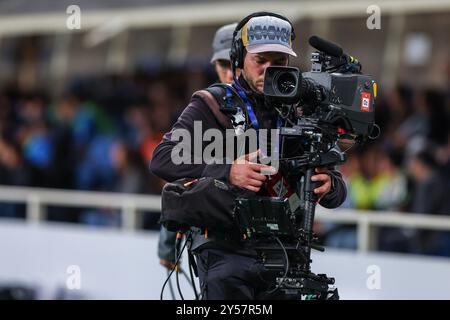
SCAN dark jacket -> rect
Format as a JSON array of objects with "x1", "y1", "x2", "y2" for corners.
[{"x1": 150, "y1": 77, "x2": 347, "y2": 252}]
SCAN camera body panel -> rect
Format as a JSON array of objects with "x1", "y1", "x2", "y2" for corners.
[{"x1": 264, "y1": 66, "x2": 376, "y2": 141}]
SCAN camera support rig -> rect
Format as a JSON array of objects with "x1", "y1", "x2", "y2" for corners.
[
  {"x1": 235, "y1": 125, "x2": 346, "y2": 300},
  {"x1": 235, "y1": 36, "x2": 377, "y2": 300},
  {"x1": 280, "y1": 123, "x2": 347, "y2": 300}
]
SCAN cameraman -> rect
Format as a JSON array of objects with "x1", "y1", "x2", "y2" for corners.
[{"x1": 150, "y1": 12, "x2": 346, "y2": 300}]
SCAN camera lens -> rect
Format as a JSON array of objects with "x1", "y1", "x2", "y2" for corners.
[{"x1": 275, "y1": 72, "x2": 297, "y2": 95}]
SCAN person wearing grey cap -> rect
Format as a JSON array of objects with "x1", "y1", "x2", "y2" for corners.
[
  {"x1": 151, "y1": 12, "x2": 346, "y2": 299},
  {"x1": 157, "y1": 22, "x2": 238, "y2": 273},
  {"x1": 210, "y1": 22, "x2": 237, "y2": 84}
]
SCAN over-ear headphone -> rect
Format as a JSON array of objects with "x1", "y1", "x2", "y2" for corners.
[{"x1": 230, "y1": 11, "x2": 296, "y2": 70}]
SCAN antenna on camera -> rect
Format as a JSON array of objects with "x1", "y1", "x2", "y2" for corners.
[{"x1": 309, "y1": 35, "x2": 361, "y2": 72}]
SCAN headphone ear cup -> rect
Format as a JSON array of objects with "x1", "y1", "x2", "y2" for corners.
[
  {"x1": 232, "y1": 12, "x2": 295, "y2": 69},
  {"x1": 230, "y1": 40, "x2": 238, "y2": 68},
  {"x1": 236, "y1": 39, "x2": 244, "y2": 69}
]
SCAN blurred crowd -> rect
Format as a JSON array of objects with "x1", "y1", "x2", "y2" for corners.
[
  {"x1": 0, "y1": 70, "x2": 449, "y2": 254},
  {"x1": 0, "y1": 70, "x2": 215, "y2": 227}
]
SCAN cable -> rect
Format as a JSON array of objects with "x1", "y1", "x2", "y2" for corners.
[
  {"x1": 274, "y1": 106, "x2": 295, "y2": 126},
  {"x1": 341, "y1": 142, "x2": 355, "y2": 153},
  {"x1": 179, "y1": 268, "x2": 198, "y2": 300},
  {"x1": 159, "y1": 231, "x2": 202, "y2": 301},
  {"x1": 167, "y1": 270, "x2": 175, "y2": 300},
  {"x1": 159, "y1": 234, "x2": 187, "y2": 300},
  {"x1": 180, "y1": 233, "x2": 199, "y2": 299},
  {"x1": 160, "y1": 262, "x2": 177, "y2": 300},
  {"x1": 175, "y1": 262, "x2": 184, "y2": 300},
  {"x1": 160, "y1": 269, "x2": 176, "y2": 300},
  {"x1": 175, "y1": 233, "x2": 185, "y2": 300},
  {"x1": 369, "y1": 123, "x2": 381, "y2": 140},
  {"x1": 187, "y1": 245, "x2": 199, "y2": 300},
  {"x1": 267, "y1": 236, "x2": 290, "y2": 294},
  {"x1": 279, "y1": 155, "x2": 309, "y2": 161}
]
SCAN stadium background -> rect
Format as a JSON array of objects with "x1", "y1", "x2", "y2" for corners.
[{"x1": 0, "y1": 0, "x2": 449, "y2": 299}]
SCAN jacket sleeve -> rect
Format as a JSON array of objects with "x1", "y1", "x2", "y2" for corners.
[
  {"x1": 157, "y1": 226, "x2": 176, "y2": 263},
  {"x1": 149, "y1": 96, "x2": 231, "y2": 183},
  {"x1": 318, "y1": 168, "x2": 347, "y2": 209}
]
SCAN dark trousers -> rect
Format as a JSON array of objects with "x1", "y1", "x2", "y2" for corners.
[{"x1": 194, "y1": 248, "x2": 271, "y2": 300}]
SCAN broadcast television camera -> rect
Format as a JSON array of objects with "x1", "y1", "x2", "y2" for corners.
[
  {"x1": 264, "y1": 35, "x2": 376, "y2": 142},
  {"x1": 234, "y1": 36, "x2": 378, "y2": 300}
]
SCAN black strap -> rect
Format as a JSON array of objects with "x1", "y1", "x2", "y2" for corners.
[
  {"x1": 206, "y1": 83, "x2": 247, "y2": 114},
  {"x1": 187, "y1": 249, "x2": 198, "y2": 278}
]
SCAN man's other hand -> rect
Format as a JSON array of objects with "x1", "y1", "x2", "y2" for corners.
[
  {"x1": 229, "y1": 150, "x2": 276, "y2": 192},
  {"x1": 311, "y1": 167, "x2": 332, "y2": 201},
  {"x1": 159, "y1": 259, "x2": 176, "y2": 270}
]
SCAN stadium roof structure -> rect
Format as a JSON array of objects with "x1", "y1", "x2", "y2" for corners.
[{"x1": 0, "y1": 0, "x2": 449, "y2": 37}]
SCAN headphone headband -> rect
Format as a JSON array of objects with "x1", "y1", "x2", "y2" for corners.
[
  {"x1": 230, "y1": 11, "x2": 296, "y2": 80},
  {"x1": 232, "y1": 11, "x2": 296, "y2": 43}
]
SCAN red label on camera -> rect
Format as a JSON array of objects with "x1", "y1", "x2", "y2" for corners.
[
  {"x1": 265, "y1": 172, "x2": 300, "y2": 212},
  {"x1": 360, "y1": 92, "x2": 371, "y2": 112}
]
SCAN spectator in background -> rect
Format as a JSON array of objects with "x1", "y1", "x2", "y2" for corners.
[
  {"x1": 394, "y1": 89, "x2": 430, "y2": 165},
  {"x1": 116, "y1": 99, "x2": 165, "y2": 195},
  {"x1": 346, "y1": 147, "x2": 380, "y2": 210},
  {"x1": 111, "y1": 141, "x2": 149, "y2": 194},
  {"x1": 436, "y1": 132, "x2": 450, "y2": 179},
  {"x1": 0, "y1": 30, "x2": 447, "y2": 259},
  {"x1": 408, "y1": 150, "x2": 449, "y2": 216},
  {"x1": 123, "y1": 105, "x2": 153, "y2": 150},
  {"x1": 0, "y1": 137, "x2": 29, "y2": 218},
  {"x1": 382, "y1": 85, "x2": 413, "y2": 140},
  {"x1": 148, "y1": 82, "x2": 174, "y2": 135},
  {"x1": 79, "y1": 140, "x2": 151, "y2": 227},
  {"x1": 375, "y1": 149, "x2": 412, "y2": 253},
  {"x1": 372, "y1": 149, "x2": 408, "y2": 211},
  {"x1": 11, "y1": 93, "x2": 63, "y2": 188},
  {"x1": 425, "y1": 89, "x2": 449, "y2": 147},
  {"x1": 408, "y1": 150, "x2": 450, "y2": 256},
  {"x1": 209, "y1": 23, "x2": 238, "y2": 84},
  {"x1": 0, "y1": 92, "x2": 11, "y2": 133},
  {"x1": 157, "y1": 22, "x2": 237, "y2": 273}
]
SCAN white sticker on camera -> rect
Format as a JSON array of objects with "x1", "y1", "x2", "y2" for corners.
[{"x1": 288, "y1": 193, "x2": 301, "y2": 212}]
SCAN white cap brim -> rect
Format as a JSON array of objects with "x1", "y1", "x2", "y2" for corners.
[{"x1": 246, "y1": 43, "x2": 297, "y2": 57}]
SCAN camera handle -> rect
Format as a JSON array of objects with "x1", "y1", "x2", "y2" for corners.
[
  {"x1": 288, "y1": 144, "x2": 346, "y2": 272},
  {"x1": 301, "y1": 166, "x2": 318, "y2": 272}
]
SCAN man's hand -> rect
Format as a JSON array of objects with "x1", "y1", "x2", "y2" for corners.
[
  {"x1": 311, "y1": 167, "x2": 333, "y2": 201},
  {"x1": 229, "y1": 150, "x2": 276, "y2": 192},
  {"x1": 159, "y1": 259, "x2": 177, "y2": 271}
]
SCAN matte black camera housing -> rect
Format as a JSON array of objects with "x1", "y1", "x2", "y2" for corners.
[{"x1": 264, "y1": 65, "x2": 376, "y2": 140}]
